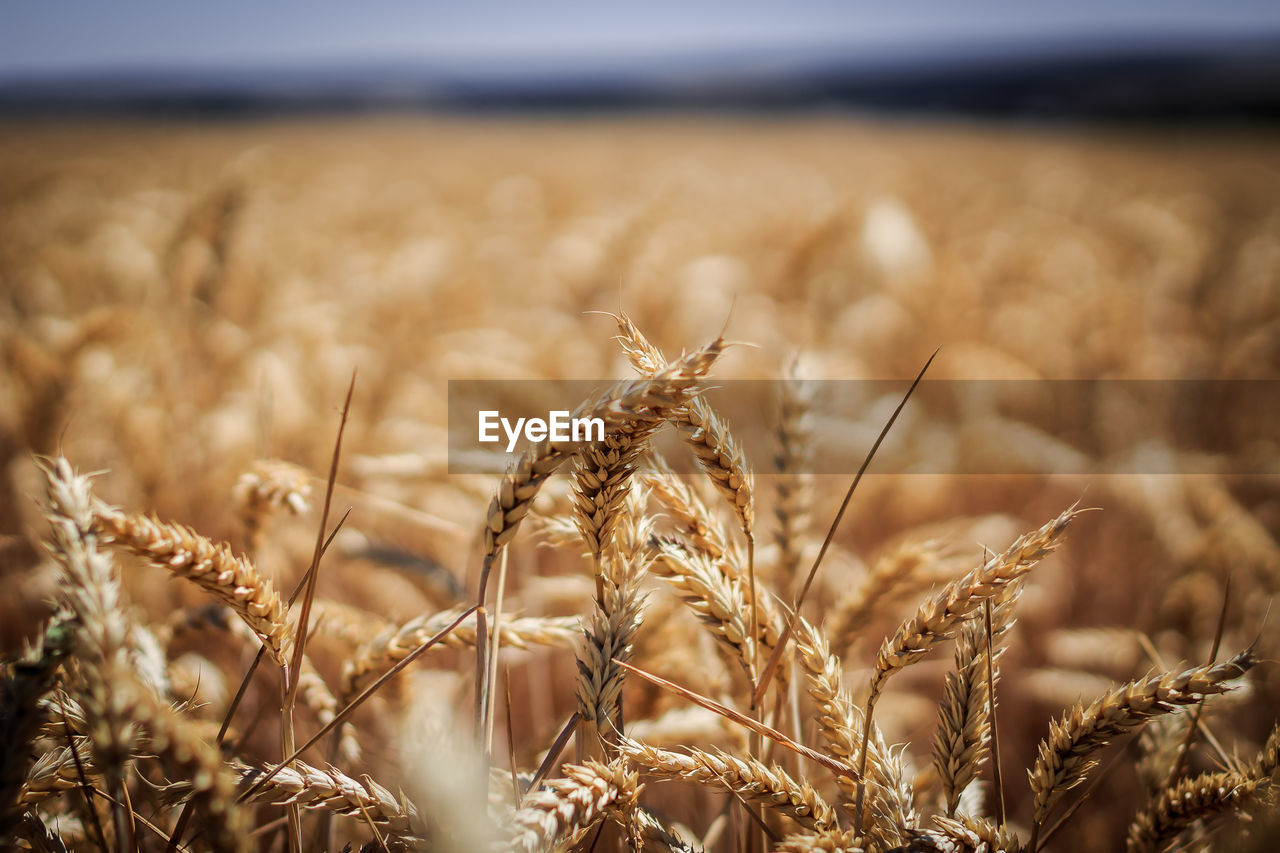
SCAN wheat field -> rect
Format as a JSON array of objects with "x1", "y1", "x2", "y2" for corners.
[{"x1": 1, "y1": 116, "x2": 1279, "y2": 852}]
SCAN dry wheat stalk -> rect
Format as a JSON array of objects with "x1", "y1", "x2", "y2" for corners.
[
  {"x1": 92, "y1": 508, "x2": 290, "y2": 667},
  {"x1": 1125, "y1": 769, "x2": 1264, "y2": 853},
  {"x1": 342, "y1": 609, "x2": 578, "y2": 700},
  {"x1": 1029, "y1": 651, "x2": 1256, "y2": 845},
  {"x1": 506, "y1": 759, "x2": 641, "y2": 853},
  {"x1": 234, "y1": 758, "x2": 422, "y2": 837},
  {"x1": 872, "y1": 507, "x2": 1079, "y2": 704},
  {"x1": 620, "y1": 737, "x2": 837, "y2": 831},
  {"x1": 792, "y1": 618, "x2": 916, "y2": 848}
]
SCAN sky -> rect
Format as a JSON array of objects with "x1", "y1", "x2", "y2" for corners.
[{"x1": 4, "y1": 0, "x2": 1280, "y2": 78}]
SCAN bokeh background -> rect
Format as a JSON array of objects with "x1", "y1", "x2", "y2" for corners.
[{"x1": 3, "y1": 3, "x2": 1280, "y2": 851}]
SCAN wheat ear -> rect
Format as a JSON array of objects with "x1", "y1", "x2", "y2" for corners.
[
  {"x1": 475, "y1": 338, "x2": 725, "y2": 728},
  {"x1": 931, "y1": 815, "x2": 1024, "y2": 853},
  {"x1": 827, "y1": 540, "x2": 939, "y2": 654},
  {"x1": 0, "y1": 612, "x2": 75, "y2": 837},
  {"x1": 651, "y1": 538, "x2": 757, "y2": 682},
  {"x1": 92, "y1": 508, "x2": 290, "y2": 667},
  {"x1": 342, "y1": 610, "x2": 577, "y2": 701},
  {"x1": 234, "y1": 758, "x2": 422, "y2": 837},
  {"x1": 792, "y1": 618, "x2": 915, "y2": 849},
  {"x1": 619, "y1": 737, "x2": 837, "y2": 832},
  {"x1": 1028, "y1": 650, "x2": 1256, "y2": 849},
  {"x1": 774, "y1": 829, "x2": 865, "y2": 852},
  {"x1": 44, "y1": 461, "x2": 246, "y2": 851},
  {"x1": 1125, "y1": 769, "x2": 1264, "y2": 853},
  {"x1": 872, "y1": 506, "x2": 1078, "y2": 704},
  {"x1": 773, "y1": 360, "x2": 813, "y2": 594},
  {"x1": 507, "y1": 759, "x2": 641, "y2": 853},
  {"x1": 932, "y1": 585, "x2": 1023, "y2": 819},
  {"x1": 575, "y1": 520, "x2": 648, "y2": 754},
  {"x1": 232, "y1": 458, "x2": 312, "y2": 555}
]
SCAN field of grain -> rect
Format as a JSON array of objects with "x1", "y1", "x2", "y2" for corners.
[{"x1": 2, "y1": 116, "x2": 1279, "y2": 852}]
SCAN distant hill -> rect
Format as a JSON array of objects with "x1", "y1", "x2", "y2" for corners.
[{"x1": 3, "y1": 34, "x2": 1279, "y2": 119}]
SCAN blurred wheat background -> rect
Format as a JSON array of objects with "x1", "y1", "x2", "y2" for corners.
[{"x1": 2, "y1": 111, "x2": 1279, "y2": 851}]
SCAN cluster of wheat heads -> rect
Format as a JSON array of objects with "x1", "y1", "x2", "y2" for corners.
[{"x1": 4, "y1": 314, "x2": 1278, "y2": 853}]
